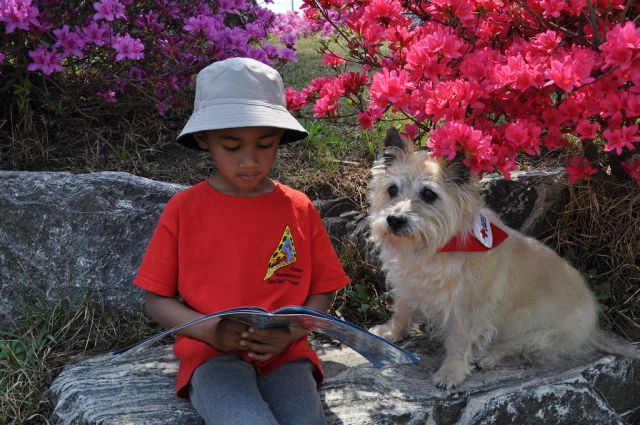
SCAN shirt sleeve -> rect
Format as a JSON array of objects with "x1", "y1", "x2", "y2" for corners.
[
  {"x1": 307, "y1": 204, "x2": 351, "y2": 295},
  {"x1": 133, "y1": 199, "x2": 179, "y2": 297}
]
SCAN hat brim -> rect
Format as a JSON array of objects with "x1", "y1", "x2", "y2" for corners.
[{"x1": 177, "y1": 103, "x2": 308, "y2": 151}]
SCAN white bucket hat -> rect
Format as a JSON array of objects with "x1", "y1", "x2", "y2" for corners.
[{"x1": 177, "y1": 57, "x2": 308, "y2": 150}]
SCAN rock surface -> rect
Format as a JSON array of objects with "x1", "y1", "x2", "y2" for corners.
[
  {"x1": 0, "y1": 171, "x2": 184, "y2": 329},
  {"x1": 481, "y1": 168, "x2": 567, "y2": 238},
  {"x1": 49, "y1": 336, "x2": 640, "y2": 424}
]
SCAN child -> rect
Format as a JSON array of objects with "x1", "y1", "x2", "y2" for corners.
[{"x1": 133, "y1": 57, "x2": 350, "y2": 425}]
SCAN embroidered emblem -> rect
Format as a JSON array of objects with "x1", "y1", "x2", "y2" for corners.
[
  {"x1": 264, "y1": 225, "x2": 297, "y2": 280},
  {"x1": 439, "y1": 212, "x2": 509, "y2": 252},
  {"x1": 473, "y1": 213, "x2": 493, "y2": 248}
]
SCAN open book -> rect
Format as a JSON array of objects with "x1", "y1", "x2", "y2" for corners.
[{"x1": 113, "y1": 306, "x2": 419, "y2": 368}]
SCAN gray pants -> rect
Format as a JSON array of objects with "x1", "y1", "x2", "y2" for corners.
[{"x1": 189, "y1": 355, "x2": 326, "y2": 425}]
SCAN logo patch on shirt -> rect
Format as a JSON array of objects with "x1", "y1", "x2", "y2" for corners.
[{"x1": 264, "y1": 225, "x2": 297, "y2": 280}]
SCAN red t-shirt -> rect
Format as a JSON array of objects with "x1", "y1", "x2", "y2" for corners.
[{"x1": 134, "y1": 180, "x2": 350, "y2": 398}]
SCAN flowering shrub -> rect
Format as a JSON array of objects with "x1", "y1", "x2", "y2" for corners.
[
  {"x1": 0, "y1": 0, "x2": 296, "y2": 116},
  {"x1": 270, "y1": 10, "x2": 341, "y2": 46},
  {"x1": 288, "y1": 0, "x2": 640, "y2": 186}
]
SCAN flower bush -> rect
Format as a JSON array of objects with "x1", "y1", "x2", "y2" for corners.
[
  {"x1": 288, "y1": 0, "x2": 640, "y2": 186},
  {"x1": 270, "y1": 9, "x2": 336, "y2": 46},
  {"x1": 0, "y1": 0, "x2": 296, "y2": 117}
]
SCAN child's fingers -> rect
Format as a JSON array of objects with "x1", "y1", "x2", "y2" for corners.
[
  {"x1": 239, "y1": 338, "x2": 273, "y2": 355},
  {"x1": 247, "y1": 351, "x2": 274, "y2": 361}
]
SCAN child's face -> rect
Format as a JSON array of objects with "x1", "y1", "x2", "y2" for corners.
[{"x1": 195, "y1": 126, "x2": 284, "y2": 197}]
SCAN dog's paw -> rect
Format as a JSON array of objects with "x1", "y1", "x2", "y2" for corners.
[
  {"x1": 369, "y1": 323, "x2": 403, "y2": 342},
  {"x1": 433, "y1": 364, "x2": 469, "y2": 389},
  {"x1": 477, "y1": 354, "x2": 496, "y2": 370}
]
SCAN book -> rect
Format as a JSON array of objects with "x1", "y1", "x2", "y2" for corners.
[{"x1": 113, "y1": 306, "x2": 419, "y2": 368}]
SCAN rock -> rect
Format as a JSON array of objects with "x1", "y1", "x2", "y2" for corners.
[
  {"x1": 0, "y1": 171, "x2": 184, "y2": 330},
  {"x1": 314, "y1": 197, "x2": 359, "y2": 218},
  {"x1": 49, "y1": 336, "x2": 640, "y2": 424},
  {"x1": 481, "y1": 168, "x2": 568, "y2": 238}
]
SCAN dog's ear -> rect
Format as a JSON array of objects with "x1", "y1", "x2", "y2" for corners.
[
  {"x1": 441, "y1": 155, "x2": 472, "y2": 186},
  {"x1": 381, "y1": 127, "x2": 408, "y2": 166}
]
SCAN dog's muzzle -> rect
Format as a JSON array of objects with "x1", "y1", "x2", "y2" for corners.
[{"x1": 386, "y1": 214, "x2": 408, "y2": 234}]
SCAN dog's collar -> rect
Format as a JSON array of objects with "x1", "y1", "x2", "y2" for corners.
[{"x1": 439, "y1": 212, "x2": 509, "y2": 252}]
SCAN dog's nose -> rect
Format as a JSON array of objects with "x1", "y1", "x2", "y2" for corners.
[{"x1": 387, "y1": 214, "x2": 407, "y2": 231}]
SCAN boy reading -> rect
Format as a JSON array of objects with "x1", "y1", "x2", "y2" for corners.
[{"x1": 134, "y1": 57, "x2": 351, "y2": 424}]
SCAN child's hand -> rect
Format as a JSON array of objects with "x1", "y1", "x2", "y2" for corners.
[
  {"x1": 204, "y1": 318, "x2": 250, "y2": 353},
  {"x1": 239, "y1": 326, "x2": 308, "y2": 361}
]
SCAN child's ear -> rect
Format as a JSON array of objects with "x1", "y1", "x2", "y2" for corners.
[{"x1": 193, "y1": 132, "x2": 208, "y2": 150}]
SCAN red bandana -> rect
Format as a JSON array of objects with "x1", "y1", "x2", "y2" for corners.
[{"x1": 439, "y1": 213, "x2": 509, "y2": 252}]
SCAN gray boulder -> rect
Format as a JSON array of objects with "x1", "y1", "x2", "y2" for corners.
[
  {"x1": 49, "y1": 336, "x2": 640, "y2": 424},
  {"x1": 0, "y1": 171, "x2": 184, "y2": 330},
  {"x1": 481, "y1": 168, "x2": 567, "y2": 238}
]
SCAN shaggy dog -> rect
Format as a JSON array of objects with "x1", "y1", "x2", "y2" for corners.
[{"x1": 368, "y1": 128, "x2": 640, "y2": 389}]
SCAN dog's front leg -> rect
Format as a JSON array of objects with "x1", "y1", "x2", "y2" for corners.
[
  {"x1": 433, "y1": 318, "x2": 474, "y2": 389},
  {"x1": 369, "y1": 302, "x2": 412, "y2": 342}
]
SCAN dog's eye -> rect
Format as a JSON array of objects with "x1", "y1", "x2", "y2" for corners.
[
  {"x1": 420, "y1": 188, "x2": 438, "y2": 203},
  {"x1": 388, "y1": 184, "x2": 399, "y2": 198}
]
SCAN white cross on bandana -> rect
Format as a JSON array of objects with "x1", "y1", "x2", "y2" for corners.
[{"x1": 473, "y1": 212, "x2": 493, "y2": 249}]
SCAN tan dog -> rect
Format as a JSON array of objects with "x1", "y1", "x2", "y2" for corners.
[{"x1": 368, "y1": 128, "x2": 640, "y2": 389}]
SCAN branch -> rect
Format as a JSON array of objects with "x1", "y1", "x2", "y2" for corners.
[
  {"x1": 514, "y1": 0, "x2": 584, "y2": 42},
  {"x1": 586, "y1": 0, "x2": 602, "y2": 46}
]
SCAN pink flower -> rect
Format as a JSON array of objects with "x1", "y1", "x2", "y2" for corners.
[
  {"x1": 402, "y1": 124, "x2": 419, "y2": 141},
  {"x1": 425, "y1": 79, "x2": 484, "y2": 121},
  {"x1": 112, "y1": 34, "x2": 144, "y2": 61},
  {"x1": 93, "y1": 0, "x2": 126, "y2": 22},
  {"x1": 369, "y1": 68, "x2": 415, "y2": 112},
  {"x1": 337, "y1": 71, "x2": 369, "y2": 96},
  {"x1": 97, "y1": 90, "x2": 117, "y2": 103},
  {"x1": 532, "y1": 30, "x2": 561, "y2": 54},
  {"x1": 82, "y1": 21, "x2": 109, "y2": 46},
  {"x1": 0, "y1": 0, "x2": 39, "y2": 33},
  {"x1": 495, "y1": 54, "x2": 544, "y2": 90},
  {"x1": 358, "y1": 111, "x2": 374, "y2": 130},
  {"x1": 622, "y1": 157, "x2": 640, "y2": 187},
  {"x1": 321, "y1": 53, "x2": 347, "y2": 68},
  {"x1": 54, "y1": 25, "x2": 86, "y2": 59},
  {"x1": 504, "y1": 119, "x2": 542, "y2": 155},
  {"x1": 313, "y1": 96, "x2": 339, "y2": 117},
  {"x1": 405, "y1": 26, "x2": 465, "y2": 80},
  {"x1": 539, "y1": 0, "x2": 566, "y2": 18},
  {"x1": 285, "y1": 87, "x2": 308, "y2": 111},
  {"x1": 603, "y1": 124, "x2": 640, "y2": 155},
  {"x1": 565, "y1": 156, "x2": 598, "y2": 184},
  {"x1": 361, "y1": 0, "x2": 406, "y2": 29},
  {"x1": 428, "y1": 121, "x2": 495, "y2": 174},
  {"x1": 429, "y1": 0, "x2": 475, "y2": 26},
  {"x1": 622, "y1": 90, "x2": 640, "y2": 118},
  {"x1": 545, "y1": 49, "x2": 595, "y2": 92},
  {"x1": 27, "y1": 45, "x2": 64, "y2": 75},
  {"x1": 601, "y1": 22, "x2": 640, "y2": 70},
  {"x1": 575, "y1": 120, "x2": 600, "y2": 139},
  {"x1": 428, "y1": 123, "x2": 458, "y2": 161}
]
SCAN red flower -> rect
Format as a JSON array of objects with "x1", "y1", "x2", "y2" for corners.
[{"x1": 565, "y1": 156, "x2": 599, "y2": 184}]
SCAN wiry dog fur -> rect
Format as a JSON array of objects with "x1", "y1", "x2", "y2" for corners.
[{"x1": 369, "y1": 128, "x2": 640, "y2": 389}]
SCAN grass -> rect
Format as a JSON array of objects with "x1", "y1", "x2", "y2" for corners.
[
  {"x1": 0, "y1": 299, "x2": 155, "y2": 424},
  {"x1": 2, "y1": 33, "x2": 640, "y2": 422}
]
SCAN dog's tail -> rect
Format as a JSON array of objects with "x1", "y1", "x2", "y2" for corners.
[{"x1": 589, "y1": 329, "x2": 640, "y2": 359}]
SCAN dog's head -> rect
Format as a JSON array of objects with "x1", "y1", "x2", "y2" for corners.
[{"x1": 368, "y1": 128, "x2": 481, "y2": 254}]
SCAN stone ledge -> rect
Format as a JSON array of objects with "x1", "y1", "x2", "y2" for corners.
[{"x1": 49, "y1": 335, "x2": 640, "y2": 425}]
